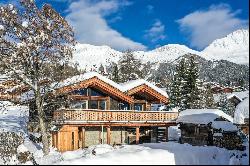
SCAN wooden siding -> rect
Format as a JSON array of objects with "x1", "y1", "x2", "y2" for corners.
[{"x1": 53, "y1": 109, "x2": 178, "y2": 124}]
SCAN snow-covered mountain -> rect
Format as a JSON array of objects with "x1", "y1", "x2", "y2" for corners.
[
  {"x1": 72, "y1": 29, "x2": 249, "y2": 71},
  {"x1": 202, "y1": 29, "x2": 249, "y2": 65}
]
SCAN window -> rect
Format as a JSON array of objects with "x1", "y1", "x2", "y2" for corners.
[
  {"x1": 134, "y1": 104, "x2": 143, "y2": 111},
  {"x1": 90, "y1": 100, "x2": 98, "y2": 109},
  {"x1": 119, "y1": 103, "x2": 129, "y2": 110},
  {"x1": 70, "y1": 101, "x2": 88, "y2": 109},
  {"x1": 99, "y1": 100, "x2": 106, "y2": 110},
  {"x1": 71, "y1": 89, "x2": 87, "y2": 96},
  {"x1": 91, "y1": 89, "x2": 105, "y2": 96}
]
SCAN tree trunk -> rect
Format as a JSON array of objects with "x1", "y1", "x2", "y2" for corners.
[{"x1": 35, "y1": 90, "x2": 50, "y2": 155}]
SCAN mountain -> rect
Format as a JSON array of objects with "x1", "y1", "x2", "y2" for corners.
[
  {"x1": 71, "y1": 29, "x2": 249, "y2": 71},
  {"x1": 202, "y1": 29, "x2": 249, "y2": 65}
]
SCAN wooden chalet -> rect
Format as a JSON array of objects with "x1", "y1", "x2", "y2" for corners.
[{"x1": 47, "y1": 72, "x2": 178, "y2": 152}]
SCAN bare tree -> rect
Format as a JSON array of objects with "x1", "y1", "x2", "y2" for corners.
[{"x1": 0, "y1": 0, "x2": 75, "y2": 155}]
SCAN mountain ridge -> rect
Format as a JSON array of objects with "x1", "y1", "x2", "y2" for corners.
[{"x1": 72, "y1": 29, "x2": 249, "y2": 71}]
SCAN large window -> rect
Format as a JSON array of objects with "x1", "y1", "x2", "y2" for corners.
[
  {"x1": 119, "y1": 103, "x2": 129, "y2": 110},
  {"x1": 99, "y1": 100, "x2": 106, "y2": 110},
  {"x1": 90, "y1": 100, "x2": 106, "y2": 110},
  {"x1": 134, "y1": 104, "x2": 143, "y2": 111},
  {"x1": 71, "y1": 89, "x2": 87, "y2": 96},
  {"x1": 70, "y1": 101, "x2": 88, "y2": 109},
  {"x1": 90, "y1": 100, "x2": 98, "y2": 109}
]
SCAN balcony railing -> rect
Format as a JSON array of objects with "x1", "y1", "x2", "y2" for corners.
[{"x1": 53, "y1": 109, "x2": 178, "y2": 124}]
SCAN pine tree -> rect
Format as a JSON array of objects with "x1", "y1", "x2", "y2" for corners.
[
  {"x1": 118, "y1": 50, "x2": 143, "y2": 82},
  {"x1": 112, "y1": 64, "x2": 120, "y2": 82},
  {"x1": 98, "y1": 64, "x2": 106, "y2": 76},
  {"x1": 169, "y1": 58, "x2": 186, "y2": 109},
  {"x1": 184, "y1": 55, "x2": 203, "y2": 109},
  {"x1": 218, "y1": 93, "x2": 235, "y2": 116},
  {"x1": 203, "y1": 83, "x2": 215, "y2": 108}
]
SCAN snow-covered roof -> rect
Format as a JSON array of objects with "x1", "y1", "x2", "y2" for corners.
[
  {"x1": 177, "y1": 109, "x2": 237, "y2": 132},
  {"x1": 54, "y1": 72, "x2": 123, "y2": 91},
  {"x1": 213, "y1": 91, "x2": 249, "y2": 103},
  {"x1": 120, "y1": 79, "x2": 169, "y2": 98},
  {"x1": 234, "y1": 97, "x2": 249, "y2": 124},
  {"x1": 0, "y1": 74, "x2": 10, "y2": 84}
]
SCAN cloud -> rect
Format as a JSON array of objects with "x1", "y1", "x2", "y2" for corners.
[
  {"x1": 146, "y1": 5, "x2": 154, "y2": 14},
  {"x1": 65, "y1": 0, "x2": 146, "y2": 51},
  {"x1": 144, "y1": 20, "x2": 166, "y2": 43},
  {"x1": 177, "y1": 4, "x2": 249, "y2": 49}
]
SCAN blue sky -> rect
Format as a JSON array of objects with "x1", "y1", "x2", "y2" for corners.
[{"x1": 1, "y1": 0, "x2": 249, "y2": 51}]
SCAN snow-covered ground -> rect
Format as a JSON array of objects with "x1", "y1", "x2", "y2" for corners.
[{"x1": 34, "y1": 142, "x2": 249, "y2": 165}]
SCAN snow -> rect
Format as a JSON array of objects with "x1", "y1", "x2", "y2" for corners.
[
  {"x1": 32, "y1": 142, "x2": 248, "y2": 165},
  {"x1": 72, "y1": 29, "x2": 249, "y2": 72},
  {"x1": 120, "y1": 79, "x2": 169, "y2": 98},
  {"x1": 54, "y1": 72, "x2": 123, "y2": 91},
  {"x1": 178, "y1": 109, "x2": 234, "y2": 122},
  {"x1": 234, "y1": 98, "x2": 249, "y2": 124},
  {"x1": 202, "y1": 29, "x2": 249, "y2": 65},
  {"x1": 211, "y1": 121, "x2": 238, "y2": 132},
  {"x1": 0, "y1": 25, "x2": 4, "y2": 30},
  {"x1": 22, "y1": 21, "x2": 28, "y2": 28},
  {"x1": 0, "y1": 101, "x2": 29, "y2": 135},
  {"x1": 213, "y1": 91, "x2": 249, "y2": 104},
  {"x1": 177, "y1": 109, "x2": 238, "y2": 132}
]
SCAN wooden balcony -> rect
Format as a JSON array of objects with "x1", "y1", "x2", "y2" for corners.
[{"x1": 53, "y1": 109, "x2": 178, "y2": 126}]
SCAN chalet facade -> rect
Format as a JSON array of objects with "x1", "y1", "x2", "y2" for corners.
[
  {"x1": 25, "y1": 72, "x2": 178, "y2": 152},
  {"x1": 177, "y1": 109, "x2": 244, "y2": 150}
]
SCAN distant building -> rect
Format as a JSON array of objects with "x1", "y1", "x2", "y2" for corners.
[{"x1": 177, "y1": 109, "x2": 244, "y2": 150}]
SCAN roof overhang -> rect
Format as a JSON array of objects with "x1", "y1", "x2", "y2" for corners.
[
  {"x1": 55, "y1": 77, "x2": 134, "y2": 104},
  {"x1": 126, "y1": 84, "x2": 169, "y2": 104}
]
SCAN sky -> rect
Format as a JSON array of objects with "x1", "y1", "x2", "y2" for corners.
[{"x1": 1, "y1": 0, "x2": 249, "y2": 51}]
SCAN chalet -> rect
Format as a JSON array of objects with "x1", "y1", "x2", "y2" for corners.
[
  {"x1": 213, "y1": 93, "x2": 243, "y2": 108},
  {"x1": 177, "y1": 109, "x2": 244, "y2": 150},
  {"x1": 0, "y1": 75, "x2": 19, "y2": 101},
  {"x1": 24, "y1": 72, "x2": 178, "y2": 152},
  {"x1": 234, "y1": 98, "x2": 249, "y2": 135}
]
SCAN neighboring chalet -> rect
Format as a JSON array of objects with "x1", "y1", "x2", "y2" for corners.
[
  {"x1": 234, "y1": 98, "x2": 249, "y2": 135},
  {"x1": 22, "y1": 72, "x2": 178, "y2": 152},
  {"x1": 0, "y1": 75, "x2": 19, "y2": 101},
  {"x1": 177, "y1": 109, "x2": 244, "y2": 150}
]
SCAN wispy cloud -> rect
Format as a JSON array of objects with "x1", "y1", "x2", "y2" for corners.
[
  {"x1": 146, "y1": 5, "x2": 154, "y2": 14},
  {"x1": 177, "y1": 4, "x2": 249, "y2": 49},
  {"x1": 65, "y1": 0, "x2": 146, "y2": 51},
  {"x1": 144, "y1": 19, "x2": 166, "y2": 43}
]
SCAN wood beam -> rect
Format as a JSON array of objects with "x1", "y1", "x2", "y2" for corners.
[
  {"x1": 165, "y1": 126, "x2": 168, "y2": 142},
  {"x1": 136, "y1": 126, "x2": 140, "y2": 144},
  {"x1": 107, "y1": 126, "x2": 111, "y2": 145},
  {"x1": 82, "y1": 127, "x2": 85, "y2": 148}
]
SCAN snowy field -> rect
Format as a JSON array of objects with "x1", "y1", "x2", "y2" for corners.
[
  {"x1": 0, "y1": 101, "x2": 249, "y2": 165},
  {"x1": 34, "y1": 142, "x2": 248, "y2": 165}
]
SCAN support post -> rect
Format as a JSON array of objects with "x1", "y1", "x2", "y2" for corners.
[
  {"x1": 136, "y1": 126, "x2": 140, "y2": 144},
  {"x1": 101, "y1": 125, "x2": 104, "y2": 144},
  {"x1": 165, "y1": 126, "x2": 169, "y2": 142},
  {"x1": 107, "y1": 126, "x2": 111, "y2": 145},
  {"x1": 82, "y1": 127, "x2": 85, "y2": 148}
]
